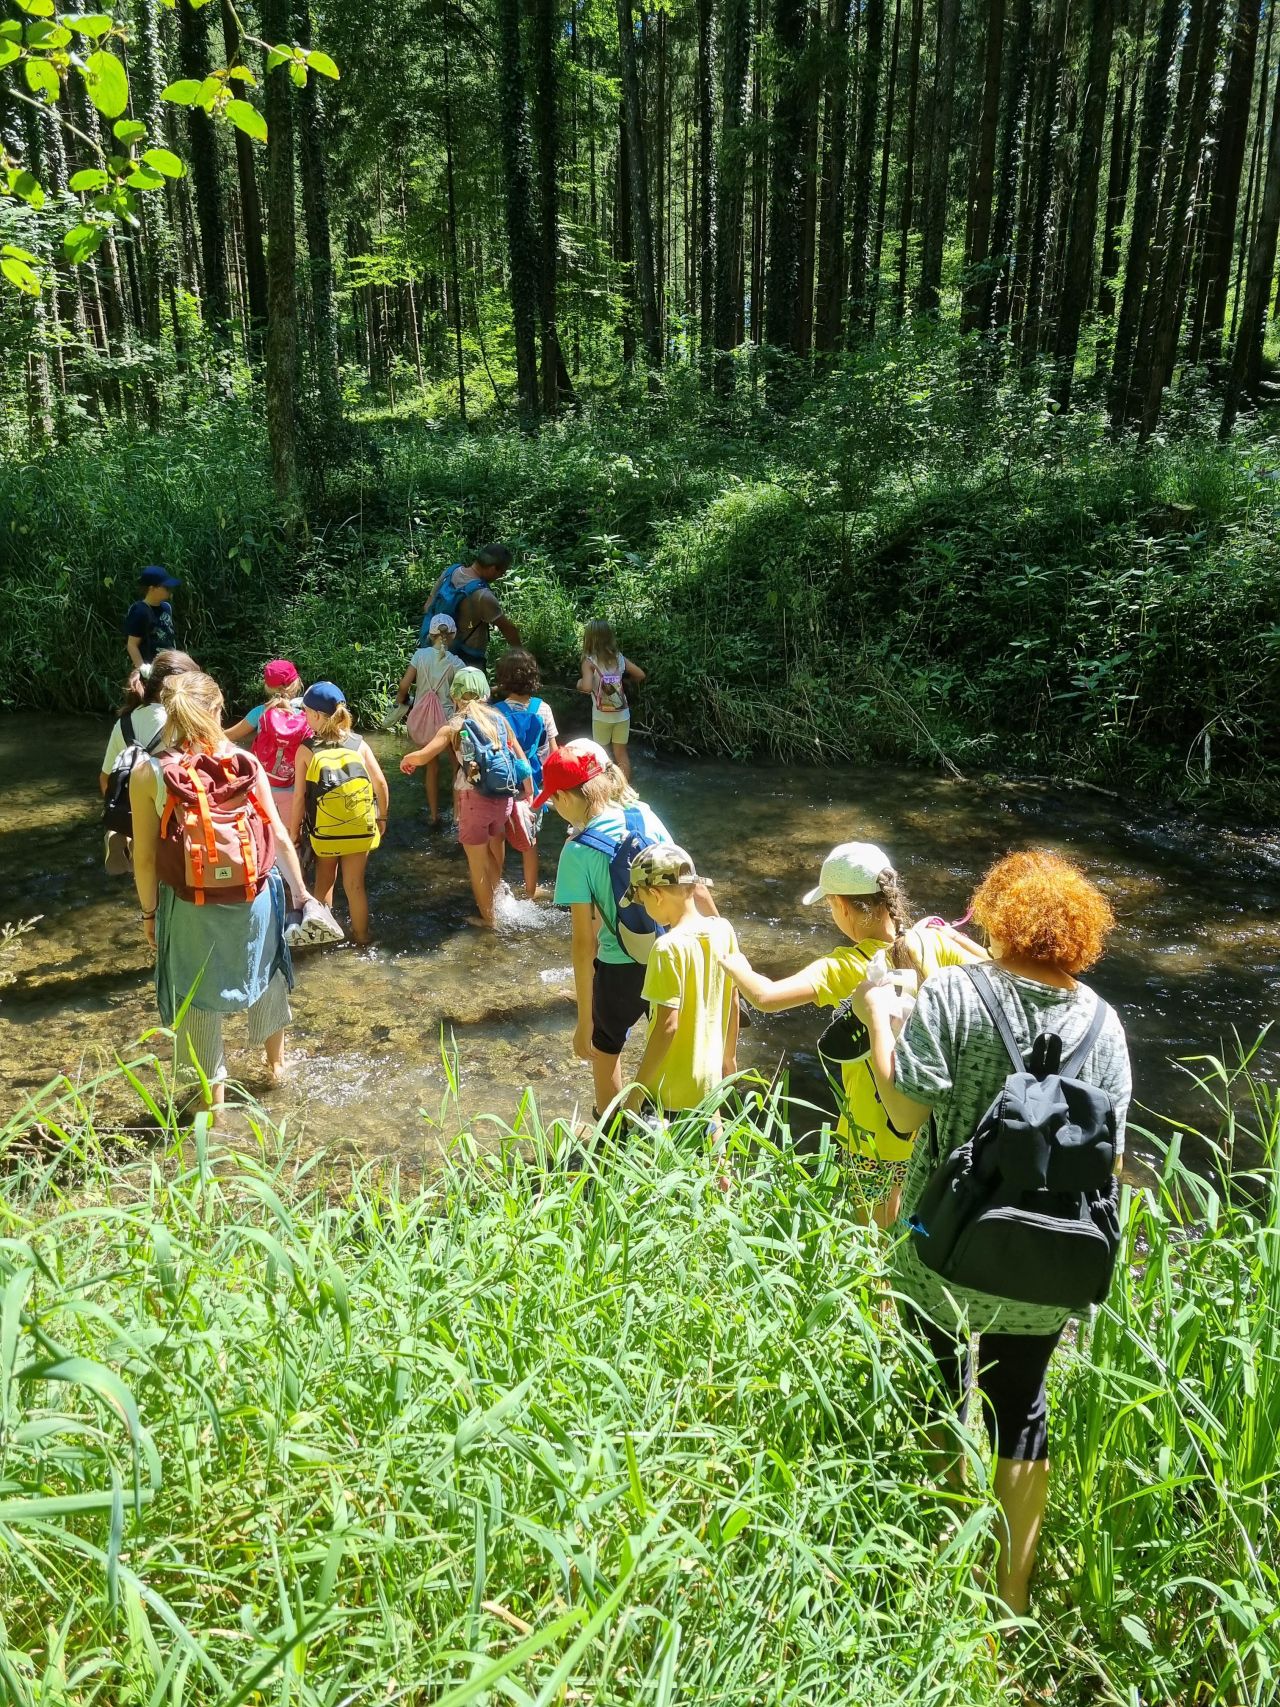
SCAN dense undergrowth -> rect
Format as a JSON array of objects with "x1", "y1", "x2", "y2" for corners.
[
  {"x1": 3, "y1": 332, "x2": 1279, "y2": 806},
  {"x1": 0, "y1": 1052, "x2": 1277, "y2": 1703}
]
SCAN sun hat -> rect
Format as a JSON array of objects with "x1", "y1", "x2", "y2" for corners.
[
  {"x1": 450, "y1": 666, "x2": 490, "y2": 702},
  {"x1": 301, "y1": 681, "x2": 346, "y2": 715},
  {"x1": 531, "y1": 744, "x2": 607, "y2": 810},
  {"x1": 263, "y1": 658, "x2": 300, "y2": 689},
  {"x1": 428, "y1": 613, "x2": 458, "y2": 637},
  {"x1": 624, "y1": 843, "x2": 707, "y2": 902},
  {"x1": 801, "y1": 841, "x2": 894, "y2": 906},
  {"x1": 139, "y1": 565, "x2": 180, "y2": 590}
]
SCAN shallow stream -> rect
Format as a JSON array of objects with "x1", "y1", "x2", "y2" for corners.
[{"x1": 3, "y1": 713, "x2": 1278, "y2": 1174}]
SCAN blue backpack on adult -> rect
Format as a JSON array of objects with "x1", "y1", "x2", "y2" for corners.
[
  {"x1": 419, "y1": 564, "x2": 486, "y2": 646},
  {"x1": 574, "y1": 806, "x2": 667, "y2": 964},
  {"x1": 494, "y1": 698, "x2": 546, "y2": 791}
]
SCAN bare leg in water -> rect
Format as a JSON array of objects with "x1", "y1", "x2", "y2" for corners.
[
  {"x1": 463, "y1": 840, "x2": 497, "y2": 927},
  {"x1": 338, "y1": 852, "x2": 371, "y2": 944}
]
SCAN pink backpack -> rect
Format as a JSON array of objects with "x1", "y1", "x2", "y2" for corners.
[{"x1": 252, "y1": 702, "x2": 309, "y2": 788}]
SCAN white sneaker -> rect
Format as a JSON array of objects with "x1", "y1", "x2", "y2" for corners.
[{"x1": 290, "y1": 898, "x2": 345, "y2": 947}]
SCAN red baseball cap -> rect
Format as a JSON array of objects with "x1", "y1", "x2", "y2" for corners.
[
  {"x1": 531, "y1": 745, "x2": 606, "y2": 809},
  {"x1": 263, "y1": 659, "x2": 300, "y2": 689}
]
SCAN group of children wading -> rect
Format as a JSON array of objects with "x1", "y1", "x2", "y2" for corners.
[{"x1": 103, "y1": 545, "x2": 1135, "y2": 1617}]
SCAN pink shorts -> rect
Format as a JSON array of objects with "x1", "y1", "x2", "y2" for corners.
[{"x1": 457, "y1": 788, "x2": 514, "y2": 846}]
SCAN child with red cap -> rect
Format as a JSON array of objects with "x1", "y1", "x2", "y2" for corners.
[
  {"x1": 224, "y1": 660, "x2": 308, "y2": 812},
  {"x1": 535, "y1": 739, "x2": 680, "y2": 1119}
]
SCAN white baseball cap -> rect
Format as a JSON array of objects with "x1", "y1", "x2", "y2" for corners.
[
  {"x1": 428, "y1": 613, "x2": 457, "y2": 637},
  {"x1": 801, "y1": 841, "x2": 894, "y2": 905}
]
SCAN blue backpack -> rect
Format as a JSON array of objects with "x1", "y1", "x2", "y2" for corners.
[
  {"x1": 494, "y1": 698, "x2": 546, "y2": 790},
  {"x1": 419, "y1": 565, "x2": 486, "y2": 646},
  {"x1": 461, "y1": 717, "x2": 519, "y2": 798},
  {"x1": 575, "y1": 806, "x2": 668, "y2": 964}
]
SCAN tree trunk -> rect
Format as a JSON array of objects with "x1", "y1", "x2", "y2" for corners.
[
  {"x1": 814, "y1": 0, "x2": 852, "y2": 351},
  {"x1": 1097, "y1": 0, "x2": 1141, "y2": 322},
  {"x1": 262, "y1": 0, "x2": 299, "y2": 512},
  {"x1": 1137, "y1": 0, "x2": 1223, "y2": 433},
  {"x1": 1222, "y1": 28, "x2": 1280, "y2": 432},
  {"x1": 894, "y1": 0, "x2": 925, "y2": 320},
  {"x1": 618, "y1": 106, "x2": 638, "y2": 366},
  {"x1": 766, "y1": 0, "x2": 810, "y2": 351},
  {"x1": 1108, "y1": 0, "x2": 1180, "y2": 426},
  {"x1": 222, "y1": 0, "x2": 268, "y2": 355},
  {"x1": 294, "y1": 0, "x2": 342, "y2": 438},
  {"x1": 750, "y1": 55, "x2": 767, "y2": 342},
  {"x1": 533, "y1": 0, "x2": 568, "y2": 412},
  {"x1": 795, "y1": 0, "x2": 823, "y2": 354},
  {"x1": 179, "y1": 0, "x2": 229, "y2": 331},
  {"x1": 1189, "y1": 0, "x2": 1260, "y2": 361},
  {"x1": 617, "y1": 0, "x2": 663, "y2": 368},
  {"x1": 499, "y1": 0, "x2": 542, "y2": 414},
  {"x1": 1016, "y1": 0, "x2": 1070, "y2": 362},
  {"x1": 848, "y1": 0, "x2": 886, "y2": 332},
  {"x1": 443, "y1": 19, "x2": 468, "y2": 421},
  {"x1": 962, "y1": 0, "x2": 1006, "y2": 330},
  {"x1": 916, "y1": 0, "x2": 960, "y2": 313},
  {"x1": 1052, "y1": 0, "x2": 1115, "y2": 402},
  {"x1": 698, "y1": 0, "x2": 717, "y2": 356},
  {"x1": 714, "y1": 0, "x2": 751, "y2": 388}
]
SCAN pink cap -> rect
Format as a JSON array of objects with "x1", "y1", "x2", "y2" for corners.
[{"x1": 263, "y1": 659, "x2": 299, "y2": 689}]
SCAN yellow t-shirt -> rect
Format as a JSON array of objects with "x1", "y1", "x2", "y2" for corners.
[
  {"x1": 641, "y1": 916, "x2": 740, "y2": 1113},
  {"x1": 810, "y1": 926, "x2": 985, "y2": 1164}
]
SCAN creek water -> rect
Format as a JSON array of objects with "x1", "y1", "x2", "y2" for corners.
[{"x1": 2, "y1": 712, "x2": 1278, "y2": 1175}]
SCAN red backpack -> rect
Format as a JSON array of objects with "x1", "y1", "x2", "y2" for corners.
[
  {"x1": 157, "y1": 751, "x2": 275, "y2": 906},
  {"x1": 251, "y1": 702, "x2": 310, "y2": 789}
]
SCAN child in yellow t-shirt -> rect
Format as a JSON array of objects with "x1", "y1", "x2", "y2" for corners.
[
  {"x1": 626, "y1": 844, "x2": 740, "y2": 1119},
  {"x1": 720, "y1": 840, "x2": 984, "y2": 1227}
]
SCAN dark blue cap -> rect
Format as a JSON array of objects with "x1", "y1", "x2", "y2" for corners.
[
  {"x1": 140, "y1": 565, "x2": 181, "y2": 590},
  {"x1": 302, "y1": 681, "x2": 346, "y2": 715}
]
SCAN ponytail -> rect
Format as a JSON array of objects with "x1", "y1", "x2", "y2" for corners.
[
  {"x1": 878, "y1": 871, "x2": 924, "y2": 975},
  {"x1": 116, "y1": 670, "x2": 146, "y2": 718},
  {"x1": 161, "y1": 670, "x2": 225, "y2": 754},
  {"x1": 310, "y1": 704, "x2": 354, "y2": 742}
]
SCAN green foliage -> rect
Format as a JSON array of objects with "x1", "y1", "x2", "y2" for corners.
[{"x1": 1, "y1": 1052, "x2": 1278, "y2": 1702}]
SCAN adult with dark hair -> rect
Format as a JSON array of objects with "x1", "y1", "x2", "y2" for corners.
[
  {"x1": 720, "y1": 841, "x2": 984, "y2": 1227},
  {"x1": 99, "y1": 651, "x2": 202, "y2": 875},
  {"x1": 419, "y1": 544, "x2": 521, "y2": 668},
  {"x1": 856, "y1": 849, "x2": 1132, "y2": 1615}
]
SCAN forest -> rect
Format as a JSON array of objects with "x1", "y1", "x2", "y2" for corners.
[{"x1": 2, "y1": 0, "x2": 1280, "y2": 802}]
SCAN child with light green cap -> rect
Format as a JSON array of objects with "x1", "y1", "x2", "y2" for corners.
[{"x1": 625, "y1": 844, "x2": 740, "y2": 1119}]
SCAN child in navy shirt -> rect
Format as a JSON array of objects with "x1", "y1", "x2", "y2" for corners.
[{"x1": 123, "y1": 566, "x2": 180, "y2": 668}]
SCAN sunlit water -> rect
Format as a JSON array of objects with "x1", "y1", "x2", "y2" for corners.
[{"x1": 3, "y1": 714, "x2": 1278, "y2": 1175}]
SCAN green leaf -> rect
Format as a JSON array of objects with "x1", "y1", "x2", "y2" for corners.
[
  {"x1": 0, "y1": 39, "x2": 17, "y2": 66},
  {"x1": 19, "y1": 1355, "x2": 142, "y2": 1442},
  {"x1": 195, "y1": 74, "x2": 221, "y2": 108},
  {"x1": 84, "y1": 48, "x2": 129, "y2": 117},
  {"x1": 69, "y1": 167, "x2": 109, "y2": 191},
  {"x1": 141, "y1": 146, "x2": 183, "y2": 178},
  {"x1": 123, "y1": 165, "x2": 164, "y2": 190},
  {"x1": 0, "y1": 18, "x2": 22, "y2": 36},
  {"x1": 63, "y1": 221, "x2": 104, "y2": 263},
  {"x1": 160, "y1": 77, "x2": 201, "y2": 105},
  {"x1": 15, "y1": 0, "x2": 55, "y2": 16},
  {"x1": 226, "y1": 64, "x2": 257, "y2": 83},
  {"x1": 25, "y1": 19, "x2": 71, "y2": 47},
  {"x1": 288, "y1": 60, "x2": 307, "y2": 86},
  {"x1": 265, "y1": 45, "x2": 289, "y2": 70},
  {"x1": 113, "y1": 117, "x2": 147, "y2": 142},
  {"x1": 1, "y1": 256, "x2": 41, "y2": 296},
  {"x1": 1, "y1": 244, "x2": 39, "y2": 263},
  {"x1": 304, "y1": 48, "x2": 339, "y2": 77},
  {"x1": 225, "y1": 98, "x2": 266, "y2": 142},
  {"x1": 25, "y1": 57, "x2": 61, "y2": 100},
  {"x1": 8, "y1": 168, "x2": 46, "y2": 208},
  {"x1": 64, "y1": 10, "x2": 115, "y2": 34}
]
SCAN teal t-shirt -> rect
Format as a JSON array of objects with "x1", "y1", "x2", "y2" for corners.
[{"x1": 553, "y1": 804, "x2": 671, "y2": 964}]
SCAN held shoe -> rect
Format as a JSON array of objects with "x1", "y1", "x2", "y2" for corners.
[{"x1": 286, "y1": 897, "x2": 345, "y2": 948}]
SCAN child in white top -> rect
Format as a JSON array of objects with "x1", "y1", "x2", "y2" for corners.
[
  {"x1": 397, "y1": 615, "x2": 461, "y2": 824},
  {"x1": 578, "y1": 618, "x2": 646, "y2": 781}
]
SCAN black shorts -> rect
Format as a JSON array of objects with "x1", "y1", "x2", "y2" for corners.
[
  {"x1": 591, "y1": 957, "x2": 647, "y2": 1057},
  {"x1": 909, "y1": 1311, "x2": 1063, "y2": 1463}
]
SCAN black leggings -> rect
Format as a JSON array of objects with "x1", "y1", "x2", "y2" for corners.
[{"x1": 911, "y1": 1313, "x2": 1063, "y2": 1463}]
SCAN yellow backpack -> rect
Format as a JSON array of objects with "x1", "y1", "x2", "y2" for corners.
[{"x1": 305, "y1": 736, "x2": 378, "y2": 853}]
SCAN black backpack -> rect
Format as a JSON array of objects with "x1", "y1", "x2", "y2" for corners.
[
  {"x1": 908, "y1": 963, "x2": 1122, "y2": 1312},
  {"x1": 103, "y1": 710, "x2": 163, "y2": 835}
]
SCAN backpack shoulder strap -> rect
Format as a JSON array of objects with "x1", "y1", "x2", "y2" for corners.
[
  {"x1": 1060, "y1": 992, "x2": 1111, "y2": 1079},
  {"x1": 121, "y1": 709, "x2": 136, "y2": 747},
  {"x1": 963, "y1": 962, "x2": 1026, "y2": 1076},
  {"x1": 575, "y1": 821, "x2": 620, "y2": 858},
  {"x1": 621, "y1": 805, "x2": 647, "y2": 840}
]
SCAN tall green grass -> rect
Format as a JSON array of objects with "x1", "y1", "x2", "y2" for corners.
[{"x1": 1, "y1": 1053, "x2": 1278, "y2": 1703}]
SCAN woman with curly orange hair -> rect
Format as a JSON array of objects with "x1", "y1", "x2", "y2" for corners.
[{"x1": 854, "y1": 848, "x2": 1132, "y2": 1618}]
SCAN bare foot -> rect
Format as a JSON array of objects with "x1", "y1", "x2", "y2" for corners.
[
  {"x1": 466, "y1": 914, "x2": 495, "y2": 930},
  {"x1": 524, "y1": 885, "x2": 551, "y2": 901},
  {"x1": 266, "y1": 1058, "x2": 288, "y2": 1087}
]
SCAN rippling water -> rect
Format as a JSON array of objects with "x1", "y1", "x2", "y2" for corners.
[{"x1": 3, "y1": 713, "x2": 1277, "y2": 1173}]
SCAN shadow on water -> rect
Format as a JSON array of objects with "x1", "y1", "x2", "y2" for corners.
[{"x1": 2, "y1": 714, "x2": 1277, "y2": 1175}]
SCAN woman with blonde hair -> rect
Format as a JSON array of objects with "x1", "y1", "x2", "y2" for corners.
[
  {"x1": 856, "y1": 849, "x2": 1132, "y2": 1617},
  {"x1": 128, "y1": 670, "x2": 316, "y2": 1112}
]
